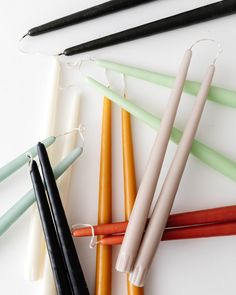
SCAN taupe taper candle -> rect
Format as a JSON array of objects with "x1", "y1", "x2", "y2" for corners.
[
  {"x1": 116, "y1": 49, "x2": 192, "y2": 273},
  {"x1": 130, "y1": 64, "x2": 215, "y2": 287}
]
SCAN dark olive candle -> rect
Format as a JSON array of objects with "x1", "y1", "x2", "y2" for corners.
[
  {"x1": 60, "y1": 0, "x2": 236, "y2": 56},
  {"x1": 23, "y1": 0, "x2": 155, "y2": 37},
  {"x1": 37, "y1": 142, "x2": 89, "y2": 295},
  {"x1": 29, "y1": 160, "x2": 72, "y2": 295}
]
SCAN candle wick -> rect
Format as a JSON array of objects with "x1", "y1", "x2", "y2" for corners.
[
  {"x1": 189, "y1": 38, "x2": 223, "y2": 65},
  {"x1": 26, "y1": 152, "x2": 33, "y2": 169}
]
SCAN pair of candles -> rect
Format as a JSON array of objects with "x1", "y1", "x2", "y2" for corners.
[
  {"x1": 118, "y1": 49, "x2": 214, "y2": 287},
  {"x1": 29, "y1": 143, "x2": 89, "y2": 295},
  {"x1": 72, "y1": 204, "x2": 236, "y2": 244},
  {"x1": 22, "y1": 0, "x2": 236, "y2": 55}
]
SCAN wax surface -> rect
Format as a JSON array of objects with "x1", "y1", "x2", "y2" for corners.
[
  {"x1": 96, "y1": 97, "x2": 112, "y2": 295},
  {"x1": 122, "y1": 103, "x2": 144, "y2": 295},
  {"x1": 0, "y1": 136, "x2": 55, "y2": 183},
  {"x1": 86, "y1": 76, "x2": 236, "y2": 182},
  {"x1": 0, "y1": 147, "x2": 83, "y2": 236},
  {"x1": 62, "y1": 0, "x2": 236, "y2": 55},
  {"x1": 96, "y1": 59, "x2": 236, "y2": 108},
  {"x1": 28, "y1": 0, "x2": 155, "y2": 36},
  {"x1": 29, "y1": 160, "x2": 72, "y2": 294}
]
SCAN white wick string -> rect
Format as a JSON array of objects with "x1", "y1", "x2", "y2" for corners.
[
  {"x1": 189, "y1": 38, "x2": 223, "y2": 65},
  {"x1": 71, "y1": 223, "x2": 97, "y2": 249},
  {"x1": 26, "y1": 152, "x2": 33, "y2": 169},
  {"x1": 65, "y1": 56, "x2": 95, "y2": 70},
  {"x1": 56, "y1": 124, "x2": 86, "y2": 147}
]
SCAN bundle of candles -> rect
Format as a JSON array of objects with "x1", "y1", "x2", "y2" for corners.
[{"x1": 1, "y1": 0, "x2": 236, "y2": 294}]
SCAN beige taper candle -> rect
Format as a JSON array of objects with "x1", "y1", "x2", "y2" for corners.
[
  {"x1": 116, "y1": 49, "x2": 192, "y2": 273},
  {"x1": 130, "y1": 64, "x2": 215, "y2": 287}
]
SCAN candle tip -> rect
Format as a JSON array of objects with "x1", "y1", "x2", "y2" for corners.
[{"x1": 19, "y1": 32, "x2": 29, "y2": 42}]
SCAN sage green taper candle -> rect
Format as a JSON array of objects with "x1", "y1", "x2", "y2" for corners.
[
  {"x1": 96, "y1": 59, "x2": 236, "y2": 108},
  {"x1": 0, "y1": 146, "x2": 83, "y2": 236},
  {"x1": 0, "y1": 136, "x2": 56, "y2": 183},
  {"x1": 86, "y1": 76, "x2": 236, "y2": 182}
]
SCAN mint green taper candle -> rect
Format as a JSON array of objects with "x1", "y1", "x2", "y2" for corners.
[
  {"x1": 96, "y1": 59, "x2": 236, "y2": 108},
  {"x1": 0, "y1": 136, "x2": 56, "y2": 183},
  {"x1": 0, "y1": 146, "x2": 83, "y2": 236},
  {"x1": 86, "y1": 76, "x2": 236, "y2": 182}
]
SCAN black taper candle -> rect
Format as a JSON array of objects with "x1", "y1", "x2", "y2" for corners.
[
  {"x1": 37, "y1": 142, "x2": 90, "y2": 295},
  {"x1": 60, "y1": 0, "x2": 236, "y2": 56},
  {"x1": 25, "y1": 0, "x2": 155, "y2": 37},
  {"x1": 29, "y1": 160, "x2": 72, "y2": 295}
]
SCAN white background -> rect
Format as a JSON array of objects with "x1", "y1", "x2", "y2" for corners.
[{"x1": 0, "y1": 0, "x2": 236, "y2": 294}]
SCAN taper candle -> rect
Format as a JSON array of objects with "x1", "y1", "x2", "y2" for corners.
[
  {"x1": 72, "y1": 205, "x2": 236, "y2": 237},
  {"x1": 116, "y1": 49, "x2": 192, "y2": 273},
  {"x1": 122, "y1": 97, "x2": 144, "y2": 295},
  {"x1": 96, "y1": 97, "x2": 112, "y2": 295},
  {"x1": 96, "y1": 59, "x2": 236, "y2": 108},
  {"x1": 23, "y1": 0, "x2": 155, "y2": 37},
  {"x1": 60, "y1": 0, "x2": 236, "y2": 55},
  {"x1": 86, "y1": 76, "x2": 236, "y2": 182},
  {"x1": 130, "y1": 64, "x2": 215, "y2": 287},
  {"x1": 37, "y1": 142, "x2": 89, "y2": 295},
  {"x1": 25, "y1": 57, "x2": 61, "y2": 281},
  {"x1": 0, "y1": 146, "x2": 83, "y2": 236},
  {"x1": 29, "y1": 160, "x2": 72, "y2": 294},
  {"x1": 41, "y1": 91, "x2": 81, "y2": 295},
  {"x1": 0, "y1": 136, "x2": 55, "y2": 183},
  {"x1": 97, "y1": 222, "x2": 236, "y2": 245}
]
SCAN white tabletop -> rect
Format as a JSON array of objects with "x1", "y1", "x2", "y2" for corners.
[{"x1": 0, "y1": 0, "x2": 236, "y2": 294}]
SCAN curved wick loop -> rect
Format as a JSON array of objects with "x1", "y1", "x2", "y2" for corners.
[
  {"x1": 26, "y1": 152, "x2": 33, "y2": 169},
  {"x1": 65, "y1": 55, "x2": 95, "y2": 70},
  {"x1": 71, "y1": 223, "x2": 97, "y2": 249},
  {"x1": 56, "y1": 124, "x2": 86, "y2": 147},
  {"x1": 18, "y1": 35, "x2": 59, "y2": 56},
  {"x1": 189, "y1": 38, "x2": 223, "y2": 65}
]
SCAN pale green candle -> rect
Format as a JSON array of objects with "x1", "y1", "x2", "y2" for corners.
[
  {"x1": 0, "y1": 146, "x2": 83, "y2": 236},
  {"x1": 96, "y1": 59, "x2": 236, "y2": 108},
  {"x1": 86, "y1": 76, "x2": 236, "y2": 182},
  {"x1": 0, "y1": 136, "x2": 56, "y2": 183}
]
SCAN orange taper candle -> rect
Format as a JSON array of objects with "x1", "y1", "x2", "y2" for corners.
[
  {"x1": 96, "y1": 97, "x2": 112, "y2": 295},
  {"x1": 122, "y1": 101, "x2": 144, "y2": 295}
]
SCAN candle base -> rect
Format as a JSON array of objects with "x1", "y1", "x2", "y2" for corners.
[
  {"x1": 129, "y1": 265, "x2": 147, "y2": 287},
  {"x1": 116, "y1": 252, "x2": 134, "y2": 273}
]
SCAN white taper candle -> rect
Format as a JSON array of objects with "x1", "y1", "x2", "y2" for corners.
[{"x1": 24, "y1": 57, "x2": 61, "y2": 281}]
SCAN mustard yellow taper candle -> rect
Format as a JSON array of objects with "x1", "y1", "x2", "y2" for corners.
[
  {"x1": 96, "y1": 97, "x2": 112, "y2": 295},
  {"x1": 122, "y1": 102, "x2": 144, "y2": 295}
]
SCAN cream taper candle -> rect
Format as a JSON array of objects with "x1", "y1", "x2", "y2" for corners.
[
  {"x1": 116, "y1": 49, "x2": 192, "y2": 273},
  {"x1": 24, "y1": 57, "x2": 61, "y2": 281}
]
